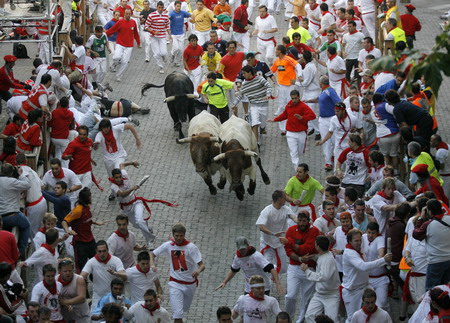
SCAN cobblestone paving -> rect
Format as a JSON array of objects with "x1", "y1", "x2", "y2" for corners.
[{"x1": 1, "y1": 0, "x2": 449, "y2": 321}]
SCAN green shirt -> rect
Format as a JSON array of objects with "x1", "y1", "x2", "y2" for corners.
[
  {"x1": 201, "y1": 79, "x2": 234, "y2": 109},
  {"x1": 284, "y1": 175, "x2": 323, "y2": 204},
  {"x1": 319, "y1": 40, "x2": 341, "y2": 53},
  {"x1": 286, "y1": 27, "x2": 311, "y2": 44},
  {"x1": 87, "y1": 34, "x2": 107, "y2": 58}
]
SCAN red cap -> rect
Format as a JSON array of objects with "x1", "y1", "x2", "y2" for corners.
[
  {"x1": 334, "y1": 102, "x2": 346, "y2": 110},
  {"x1": 405, "y1": 4, "x2": 416, "y2": 11},
  {"x1": 340, "y1": 212, "x2": 352, "y2": 221},
  {"x1": 4, "y1": 55, "x2": 17, "y2": 63},
  {"x1": 412, "y1": 164, "x2": 428, "y2": 175}
]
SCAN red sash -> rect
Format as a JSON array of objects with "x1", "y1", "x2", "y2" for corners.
[
  {"x1": 120, "y1": 196, "x2": 178, "y2": 221},
  {"x1": 261, "y1": 245, "x2": 282, "y2": 273},
  {"x1": 402, "y1": 271, "x2": 426, "y2": 304}
]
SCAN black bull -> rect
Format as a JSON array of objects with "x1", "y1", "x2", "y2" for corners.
[{"x1": 141, "y1": 72, "x2": 197, "y2": 138}]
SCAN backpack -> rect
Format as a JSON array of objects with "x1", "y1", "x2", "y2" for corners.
[{"x1": 13, "y1": 43, "x2": 29, "y2": 59}]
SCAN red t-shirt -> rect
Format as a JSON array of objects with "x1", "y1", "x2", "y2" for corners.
[
  {"x1": 116, "y1": 5, "x2": 133, "y2": 17},
  {"x1": 0, "y1": 230, "x2": 20, "y2": 268},
  {"x1": 0, "y1": 153, "x2": 17, "y2": 166},
  {"x1": 48, "y1": 108, "x2": 74, "y2": 139},
  {"x1": 63, "y1": 136, "x2": 93, "y2": 174},
  {"x1": 2, "y1": 123, "x2": 21, "y2": 137},
  {"x1": 220, "y1": 52, "x2": 245, "y2": 81},
  {"x1": 232, "y1": 5, "x2": 248, "y2": 33},
  {"x1": 183, "y1": 45, "x2": 204, "y2": 70}
]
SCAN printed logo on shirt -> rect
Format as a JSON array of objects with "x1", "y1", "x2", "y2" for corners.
[
  {"x1": 277, "y1": 65, "x2": 286, "y2": 71},
  {"x1": 171, "y1": 250, "x2": 188, "y2": 271},
  {"x1": 246, "y1": 308, "x2": 263, "y2": 319}
]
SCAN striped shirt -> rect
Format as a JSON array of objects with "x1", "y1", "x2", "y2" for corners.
[
  {"x1": 145, "y1": 11, "x2": 170, "y2": 38},
  {"x1": 234, "y1": 75, "x2": 272, "y2": 105}
]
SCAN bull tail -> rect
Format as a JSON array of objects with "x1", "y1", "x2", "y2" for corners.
[{"x1": 141, "y1": 83, "x2": 164, "y2": 96}]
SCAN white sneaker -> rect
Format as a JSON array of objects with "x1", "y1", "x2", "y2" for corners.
[
  {"x1": 116, "y1": 77, "x2": 122, "y2": 82},
  {"x1": 159, "y1": 68, "x2": 165, "y2": 74}
]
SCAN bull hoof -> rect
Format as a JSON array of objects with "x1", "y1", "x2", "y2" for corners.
[
  {"x1": 209, "y1": 186, "x2": 217, "y2": 195},
  {"x1": 236, "y1": 192, "x2": 244, "y2": 201},
  {"x1": 217, "y1": 181, "x2": 225, "y2": 190},
  {"x1": 247, "y1": 188, "x2": 255, "y2": 195},
  {"x1": 263, "y1": 177, "x2": 271, "y2": 185}
]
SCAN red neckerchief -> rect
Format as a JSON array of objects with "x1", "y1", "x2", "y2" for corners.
[
  {"x1": 115, "y1": 230, "x2": 129, "y2": 241},
  {"x1": 141, "y1": 302, "x2": 160, "y2": 316},
  {"x1": 57, "y1": 275, "x2": 72, "y2": 287},
  {"x1": 248, "y1": 75, "x2": 257, "y2": 81},
  {"x1": 327, "y1": 39, "x2": 336, "y2": 45},
  {"x1": 338, "y1": 113, "x2": 350, "y2": 128},
  {"x1": 333, "y1": 198, "x2": 339, "y2": 207},
  {"x1": 53, "y1": 168, "x2": 65, "y2": 179},
  {"x1": 41, "y1": 243, "x2": 55, "y2": 256},
  {"x1": 95, "y1": 253, "x2": 112, "y2": 264},
  {"x1": 322, "y1": 215, "x2": 335, "y2": 227},
  {"x1": 236, "y1": 246, "x2": 256, "y2": 258},
  {"x1": 342, "y1": 225, "x2": 353, "y2": 235},
  {"x1": 345, "y1": 243, "x2": 364, "y2": 258},
  {"x1": 368, "y1": 233, "x2": 382, "y2": 245},
  {"x1": 434, "y1": 213, "x2": 444, "y2": 220},
  {"x1": 108, "y1": 176, "x2": 125, "y2": 186},
  {"x1": 329, "y1": 53, "x2": 337, "y2": 61},
  {"x1": 249, "y1": 291, "x2": 265, "y2": 301},
  {"x1": 310, "y1": 3, "x2": 318, "y2": 10},
  {"x1": 365, "y1": 45, "x2": 374, "y2": 53},
  {"x1": 362, "y1": 305, "x2": 378, "y2": 322},
  {"x1": 349, "y1": 30, "x2": 358, "y2": 35},
  {"x1": 170, "y1": 238, "x2": 190, "y2": 246},
  {"x1": 351, "y1": 107, "x2": 360, "y2": 112},
  {"x1": 136, "y1": 264, "x2": 149, "y2": 274},
  {"x1": 260, "y1": 13, "x2": 269, "y2": 19},
  {"x1": 296, "y1": 174, "x2": 310, "y2": 184},
  {"x1": 377, "y1": 190, "x2": 393, "y2": 201},
  {"x1": 103, "y1": 130, "x2": 118, "y2": 153},
  {"x1": 38, "y1": 227, "x2": 46, "y2": 234},
  {"x1": 43, "y1": 280, "x2": 57, "y2": 295},
  {"x1": 112, "y1": 18, "x2": 119, "y2": 22},
  {"x1": 436, "y1": 142, "x2": 449, "y2": 150},
  {"x1": 321, "y1": 10, "x2": 330, "y2": 16}
]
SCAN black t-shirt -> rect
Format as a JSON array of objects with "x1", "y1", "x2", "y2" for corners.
[
  {"x1": 393, "y1": 100, "x2": 428, "y2": 125},
  {"x1": 140, "y1": 8, "x2": 156, "y2": 24}
]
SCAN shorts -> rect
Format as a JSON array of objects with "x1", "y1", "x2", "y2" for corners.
[
  {"x1": 378, "y1": 133, "x2": 400, "y2": 157},
  {"x1": 118, "y1": 99, "x2": 132, "y2": 117},
  {"x1": 249, "y1": 102, "x2": 268, "y2": 127}
]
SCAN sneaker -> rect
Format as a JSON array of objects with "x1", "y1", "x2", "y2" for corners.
[
  {"x1": 108, "y1": 193, "x2": 116, "y2": 201},
  {"x1": 169, "y1": 55, "x2": 175, "y2": 64},
  {"x1": 315, "y1": 133, "x2": 321, "y2": 141},
  {"x1": 159, "y1": 68, "x2": 165, "y2": 74},
  {"x1": 260, "y1": 127, "x2": 266, "y2": 134},
  {"x1": 128, "y1": 116, "x2": 140, "y2": 126},
  {"x1": 307, "y1": 129, "x2": 314, "y2": 136},
  {"x1": 139, "y1": 107, "x2": 150, "y2": 115},
  {"x1": 324, "y1": 164, "x2": 333, "y2": 171},
  {"x1": 104, "y1": 82, "x2": 113, "y2": 92},
  {"x1": 116, "y1": 77, "x2": 122, "y2": 82},
  {"x1": 281, "y1": 132, "x2": 286, "y2": 136},
  {"x1": 244, "y1": 114, "x2": 249, "y2": 122},
  {"x1": 145, "y1": 59, "x2": 149, "y2": 62}
]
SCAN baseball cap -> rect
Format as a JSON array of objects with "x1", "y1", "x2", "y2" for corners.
[
  {"x1": 236, "y1": 236, "x2": 249, "y2": 250},
  {"x1": 4, "y1": 55, "x2": 17, "y2": 63}
]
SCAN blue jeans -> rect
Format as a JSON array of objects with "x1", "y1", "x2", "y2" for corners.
[
  {"x1": 2, "y1": 212, "x2": 31, "y2": 256},
  {"x1": 426, "y1": 260, "x2": 450, "y2": 290}
]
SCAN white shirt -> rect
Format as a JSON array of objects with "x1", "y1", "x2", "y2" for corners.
[
  {"x1": 333, "y1": 226, "x2": 348, "y2": 272},
  {"x1": 153, "y1": 240, "x2": 202, "y2": 283},
  {"x1": 20, "y1": 165, "x2": 43, "y2": 203},
  {"x1": 342, "y1": 247, "x2": 386, "y2": 290},
  {"x1": 81, "y1": 255, "x2": 125, "y2": 299},
  {"x1": 125, "y1": 266, "x2": 159, "y2": 304},
  {"x1": 256, "y1": 204, "x2": 294, "y2": 248},
  {"x1": 346, "y1": 106, "x2": 363, "y2": 129},
  {"x1": 362, "y1": 233, "x2": 386, "y2": 277},
  {"x1": 298, "y1": 62, "x2": 320, "y2": 94},
  {"x1": 360, "y1": 0, "x2": 376, "y2": 14},
  {"x1": 305, "y1": 4, "x2": 321, "y2": 28},
  {"x1": 306, "y1": 27, "x2": 320, "y2": 48},
  {"x1": 327, "y1": 55, "x2": 346, "y2": 82},
  {"x1": 31, "y1": 281, "x2": 64, "y2": 321},
  {"x1": 357, "y1": 47, "x2": 381, "y2": 69},
  {"x1": 233, "y1": 294, "x2": 281, "y2": 323},
  {"x1": 313, "y1": 216, "x2": 341, "y2": 234},
  {"x1": 71, "y1": 45, "x2": 86, "y2": 67},
  {"x1": 305, "y1": 251, "x2": 340, "y2": 295},
  {"x1": 231, "y1": 250, "x2": 272, "y2": 293},
  {"x1": 42, "y1": 167, "x2": 82, "y2": 202},
  {"x1": 404, "y1": 236, "x2": 428, "y2": 274},
  {"x1": 95, "y1": 123, "x2": 127, "y2": 160},
  {"x1": 351, "y1": 307, "x2": 392, "y2": 323},
  {"x1": 26, "y1": 246, "x2": 59, "y2": 283},
  {"x1": 329, "y1": 114, "x2": 358, "y2": 149},
  {"x1": 107, "y1": 231, "x2": 137, "y2": 269},
  {"x1": 342, "y1": 32, "x2": 365, "y2": 60},
  {"x1": 320, "y1": 12, "x2": 336, "y2": 35},
  {"x1": 123, "y1": 301, "x2": 171, "y2": 323},
  {"x1": 435, "y1": 146, "x2": 450, "y2": 175},
  {"x1": 255, "y1": 15, "x2": 277, "y2": 40},
  {"x1": 110, "y1": 170, "x2": 137, "y2": 208},
  {"x1": 34, "y1": 67, "x2": 65, "y2": 95},
  {"x1": 167, "y1": 1, "x2": 189, "y2": 13},
  {"x1": 367, "y1": 191, "x2": 406, "y2": 236}
]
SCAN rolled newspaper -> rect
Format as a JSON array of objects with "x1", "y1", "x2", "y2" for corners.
[{"x1": 386, "y1": 237, "x2": 391, "y2": 270}]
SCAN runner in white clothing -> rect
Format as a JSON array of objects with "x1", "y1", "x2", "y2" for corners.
[
  {"x1": 313, "y1": 199, "x2": 341, "y2": 234},
  {"x1": 317, "y1": 46, "x2": 348, "y2": 98},
  {"x1": 342, "y1": 229, "x2": 392, "y2": 323},
  {"x1": 331, "y1": 211, "x2": 354, "y2": 277},
  {"x1": 150, "y1": 224, "x2": 205, "y2": 322},
  {"x1": 123, "y1": 288, "x2": 171, "y2": 323},
  {"x1": 351, "y1": 288, "x2": 393, "y2": 323},
  {"x1": 215, "y1": 236, "x2": 284, "y2": 295},
  {"x1": 305, "y1": 0, "x2": 321, "y2": 32},
  {"x1": 255, "y1": 190, "x2": 296, "y2": 275},
  {"x1": 232, "y1": 275, "x2": 281, "y2": 323},
  {"x1": 253, "y1": 6, "x2": 278, "y2": 66},
  {"x1": 303, "y1": 236, "x2": 340, "y2": 323}
]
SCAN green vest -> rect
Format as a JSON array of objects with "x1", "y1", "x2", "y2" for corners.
[
  {"x1": 91, "y1": 35, "x2": 107, "y2": 58},
  {"x1": 412, "y1": 152, "x2": 444, "y2": 185},
  {"x1": 389, "y1": 27, "x2": 407, "y2": 45}
]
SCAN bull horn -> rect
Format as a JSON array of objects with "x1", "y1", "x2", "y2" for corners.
[
  {"x1": 213, "y1": 153, "x2": 226, "y2": 162},
  {"x1": 176, "y1": 137, "x2": 192, "y2": 144},
  {"x1": 209, "y1": 137, "x2": 220, "y2": 142},
  {"x1": 186, "y1": 93, "x2": 199, "y2": 99},
  {"x1": 164, "y1": 96, "x2": 176, "y2": 103},
  {"x1": 244, "y1": 151, "x2": 258, "y2": 158}
]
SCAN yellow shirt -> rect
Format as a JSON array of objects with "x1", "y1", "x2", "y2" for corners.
[
  {"x1": 386, "y1": 6, "x2": 403, "y2": 30},
  {"x1": 201, "y1": 51, "x2": 222, "y2": 72},
  {"x1": 286, "y1": 26, "x2": 311, "y2": 43},
  {"x1": 133, "y1": 0, "x2": 144, "y2": 12},
  {"x1": 192, "y1": 8, "x2": 216, "y2": 31}
]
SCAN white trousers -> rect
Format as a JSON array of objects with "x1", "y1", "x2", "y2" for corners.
[
  {"x1": 233, "y1": 31, "x2": 250, "y2": 52},
  {"x1": 113, "y1": 44, "x2": 133, "y2": 78},
  {"x1": 123, "y1": 200, "x2": 155, "y2": 244},
  {"x1": 171, "y1": 34, "x2": 185, "y2": 62},
  {"x1": 442, "y1": 176, "x2": 450, "y2": 198},
  {"x1": 194, "y1": 30, "x2": 211, "y2": 46},
  {"x1": 369, "y1": 275, "x2": 389, "y2": 311},
  {"x1": 409, "y1": 275, "x2": 427, "y2": 312},
  {"x1": 260, "y1": 243, "x2": 288, "y2": 275},
  {"x1": 330, "y1": 80, "x2": 345, "y2": 100},
  {"x1": 303, "y1": 90, "x2": 320, "y2": 133},
  {"x1": 60, "y1": 0, "x2": 73, "y2": 32},
  {"x1": 267, "y1": 0, "x2": 281, "y2": 12},
  {"x1": 38, "y1": 34, "x2": 50, "y2": 65},
  {"x1": 77, "y1": 171, "x2": 93, "y2": 189},
  {"x1": 285, "y1": 264, "x2": 316, "y2": 323},
  {"x1": 150, "y1": 37, "x2": 168, "y2": 68},
  {"x1": 169, "y1": 281, "x2": 197, "y2": 319},
  {"x1": 318, "y1": 116, "x2": 333, "y2": 165},
  {"x1": 51, "y1": 138, "x2": 70, "y2": 168},
  {"x1": 143, "y1": 32, "x2": 153, "y2": 61},
  {"x1": 286, "y1": 131, "x2": 307, "y2": 171},
  {"x1": 362, "y1": 11, "x2": 376, "y2": 40},
  {"x1": 92, "y1": 57, "x2": 107, "y2": 84},
  {"x1": 276, "y1": 84, "x2": 295, "y2": 133},
  {"x1": 257, "y1": 38, "x2": 275, "y2": 66},
  {"x1": 184, "y1": 66, "x2": 202, "y2": 96},
  {"x1": 108, "y1": 41, "x2": 116, "y2": 68},
  {"x1": 304, "y1": 292, "x2": 340, "y2": 323},
  {"x1": 342, "y1": 287, "x2": 365, "y2": 323},
  {"x1": 103, "y1": 156, "x2": 125, "y2": 176},
  {"x1": 97, "y1": 11, "x2": 111, "y2": 26},
  {"x1": 25, "y1": 197, "x2": 47, "y2": 236}
]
